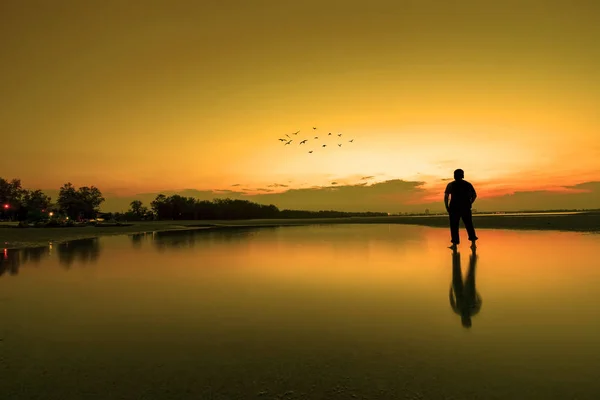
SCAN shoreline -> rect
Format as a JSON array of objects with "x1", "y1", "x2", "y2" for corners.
[{"x1": 1, "y1": 213, "x2": 599, "y2": 249}]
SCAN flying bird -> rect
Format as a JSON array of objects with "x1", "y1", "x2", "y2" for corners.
[
  {"x1": 292, "y1": 130, "x2": 300, "y2": 135},
  {"x1": 314, "y1": 136, "x2": 318, "y2": 139},
  {"x1": 322, "y1": 144, "x2": 327, "y2": 147},
  {"x1": 285, "y1": 134, "x2": 291, "y2": 138},
  {"x1": 278, "y1": 138, "x2": 286, "y2": 142},
  {"x1": 338, "y1": 144, "x2": 342, "y2": 147},
  {"x1": 300, "y1": 139, "x2": 307, "y2": 144},
  {"x1": 285, "y1": 140, "x2": 292, "y2": 145},
  {"x1": 313, "y1": 127, "x2": 317, "y2": 130},
  {"x1": 328, "y1": 132, "x2": 332, "y2": 136},
  {"x1": 337, "y1": 133, "x2": 342, "y2": 137},
  {"x1": 349, "y1": 139, "x2": 354, "y2": 143},
  {"x1": 308, "y1": 150, "x2": 313, "y2": 153}
]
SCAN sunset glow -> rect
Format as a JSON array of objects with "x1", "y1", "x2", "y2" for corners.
[{"x1": 1, "y1": 1, "x2": 599, "y2": 212}]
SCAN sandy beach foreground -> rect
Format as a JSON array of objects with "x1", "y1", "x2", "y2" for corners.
[{"x1": 1, "y1": 212, "x2": 599, "y2": 249}]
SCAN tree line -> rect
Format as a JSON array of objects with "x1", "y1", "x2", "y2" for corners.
[
  {"x1": 1, "y1": 177, "x2": 387, "y2": 223},
  {"x1": 112, "y1": 195, "x2": 387, "y2": 221},
  {"x1": 0, "y1": 178, "x2": 105, "y2": 222}
]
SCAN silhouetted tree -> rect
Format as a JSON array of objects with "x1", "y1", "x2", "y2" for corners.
[
  {"x1": 150, "y1": 194, "x2": 169, "y2": 219},
  {"x1": 20, "y1": 189, "x2": 52, "y2": 221},
  {"x1": 57, "y1": 183, "x2": 105, "y2": 220},
  {"x1": 0, "y1": 177, "x2": 24, "y2": 220},
  {"x1": 129, "y1": 200, "x2": 144, "y2": 215},
  {"x1": 57, "y1": 183, "x2": 79, "y2": 219},
  {"x1": 78, "y1": 186, "x2": 105, "y2": 219},
  {"x1": 143, "y1": 194, "x2": 386, "y2": 221},
  {"x1": 127, "y1": 200, "x2": 151, "y2": 220},
  {"x1": 0, "y1": 178, "x2": 55, "y2": 221}
]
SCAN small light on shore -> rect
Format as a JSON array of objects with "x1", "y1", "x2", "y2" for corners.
[{"x1": 49, "y1": 212, "x2": 54, "y2": 217}]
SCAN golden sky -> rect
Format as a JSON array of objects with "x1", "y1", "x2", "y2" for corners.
[{"x1": 1, "y1": 0, "x2": 599, "y2": 211}]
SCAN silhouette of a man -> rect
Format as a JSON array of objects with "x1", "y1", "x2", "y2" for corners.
[
  {"x1": 444, "y1": 169, "x2": 478, "y2": 249},
  {"x1": 449, "y1": 246, "x2": 482, "y2": 328}
]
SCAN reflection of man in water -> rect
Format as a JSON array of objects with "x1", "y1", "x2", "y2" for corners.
[
  {"x1": 449, "y1": 246, "x2": 482, "y2": 328},
  {"x1": 444, "y1": 168, "x2": 478, "y2": 250}
]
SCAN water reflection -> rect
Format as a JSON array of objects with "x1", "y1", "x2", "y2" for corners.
[
  {"x1": 20, "y1": 246, "x2": 48, "y2": 265},
  {"x1": 1, "y1": 238, "x2": 102, "y2": 277},
  {"x1": 0, "y1": 248, "x2": 21, "y2": 276},
  {"x1": 0, "y1": 247, "x2": 49, "y2": 277},
  {"x1": 449, "y1": 246, "x2": 482, "y2": 328},
  {"x1": 2, "y1": 225, "x2": 600, "y2": 399},
  {"x1": 130, "y1": 232, "x2": 146, "y2": 248},
  {"x1": 56, "y1": 238, "x2": 101, "y2": 268},
  {"x1": 149, "y1": 227, "x2": 274, "y2": 250},
  {"x1": 141, "y1": 224, "x2": 426, "y2": 252}
]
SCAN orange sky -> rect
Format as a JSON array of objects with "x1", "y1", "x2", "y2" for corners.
[{"x1": 1, "y1": 1, "x2": 599, "y2": 212}]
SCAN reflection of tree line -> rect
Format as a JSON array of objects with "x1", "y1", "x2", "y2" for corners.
[
  {"x1": 132, "y1": 225, "x2": 429, "y2": 252},
  {"x1": 132, "y1": 228, "x2": 484, "y2": 330},
  {"x1": 0, "y1": 238, "x2": 101, "y2": 276},
  {"x1": 130, "y1": 227, "x2": 276, "y2": 250},
  {"x1": 56, "y1": 239, "x2": 101, "y2": 268}
]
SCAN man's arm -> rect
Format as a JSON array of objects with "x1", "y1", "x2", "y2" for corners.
[
  {"x1": 470, "y1": 185, "x2": 477, "y2": 205},
  {"x1": 444, "y1": 183, "x2": 451, "y2": 212}
]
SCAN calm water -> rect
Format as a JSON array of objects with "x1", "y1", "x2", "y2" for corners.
[{"x1": 1, "y1": 225, "x2": 600, "y2": 399}]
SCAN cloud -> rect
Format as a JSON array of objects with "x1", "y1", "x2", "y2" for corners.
[
  {"x1": 361, "y1": 176, "x2": 375, "y2": 180},
  {"x1": 96, "y1": 179, "x2": 427, "y2": 212},
  {"x1": 267, "y1": 183, "x2": 289, "y2": 188},
  {"x1": 247, "y1": 179, "x2": 428, "y2": 212},
  {"x1": 213, "y1": 189, "x2": 245, "y2": 195},
  {"x1": 331, "y1": 182, "x2": 338, "y2": 185},
  {"x1": 231, "y1": 183, "x2": 241, "y2": 187},
  {"x1": 449, "y1": 181, "x2": 600, "y2": 211},
  {"x1": 94, "y1": 180, "x2": 600, "y2": 213},
  {"x1": 563, "y1": 181, "x2": 600, "y2": 192}
]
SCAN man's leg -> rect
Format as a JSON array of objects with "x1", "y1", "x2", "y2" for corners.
[
  {"x1": 450, "y1": 249, "x2": 464, "y2": 311},
  {"x1": 449, "y1": 210, "x2": 461, "y2": 244},
  {"x1": 462, "y1": 209, "x2": 478, "y2": 242},
  {"x1": 465, "y1": 249, "x2": 477, "y2": 303}
]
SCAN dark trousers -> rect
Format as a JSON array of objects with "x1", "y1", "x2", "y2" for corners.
[{"x1": 449, "y1": 208, "x2": 477, "y2": 244}]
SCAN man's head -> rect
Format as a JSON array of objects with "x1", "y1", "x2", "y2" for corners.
[{"x1": 454, "y1": 169, "x2": 464, "y2": 180}]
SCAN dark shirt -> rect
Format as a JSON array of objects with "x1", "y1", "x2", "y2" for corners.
[{"x1": 445, "y1": 180, "x2": 476, "y2": 210}]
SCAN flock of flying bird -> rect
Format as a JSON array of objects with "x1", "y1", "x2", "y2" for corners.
[{"x1": 277, "y1": 127, "x2": 354, "y2": 154}]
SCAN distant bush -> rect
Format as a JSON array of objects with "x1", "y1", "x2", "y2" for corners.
[
  {"x1": 45, "y1": 219, "x2": 62, "y2": 228},
  {"x1": 94, "y1": 221, "x2": 131, "y2": 227},
  {"x1": 25, "y1": 209, "x2": 50, "y2": 223}
]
